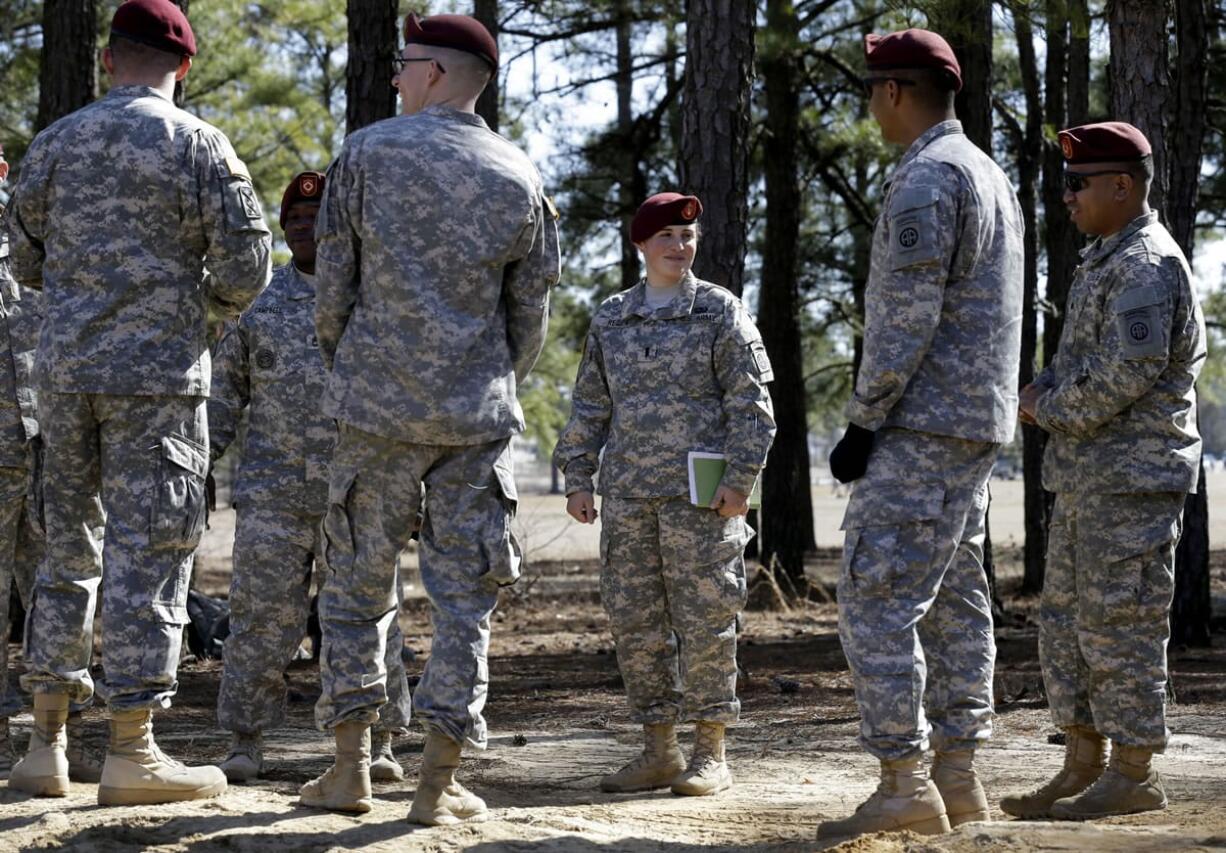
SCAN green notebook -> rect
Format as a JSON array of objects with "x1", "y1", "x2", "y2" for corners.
[{"x1": 687, "y1": 452, "x2": 762, "y2": 509}]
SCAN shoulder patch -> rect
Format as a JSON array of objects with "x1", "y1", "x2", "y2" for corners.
[
  {"x1": 224, "y1": 154, "x2": 252, "y2": 183},
  {"x1": 1113, "y1": 285, "x2": 1168, "y2": 360}
]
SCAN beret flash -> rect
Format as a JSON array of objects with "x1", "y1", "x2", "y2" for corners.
[
  {"x1": 279, "y1": 170, "x2": 326, "y2": 230},
  {"x1": 1058, "y1": 121, "x2": 1152, "y2": 164},
  {"x1": 403, "y1": 13, "x2": 498, "y2": 70},
  {"x1": 630, "y1": 193, "x2": 703, "y2": 244},
  {"x1": 111, "y1": 0, "x2": 197, "y2": 57},
  {"x1": 864, "y1": 28, "x2": 962, "y2": 93}
]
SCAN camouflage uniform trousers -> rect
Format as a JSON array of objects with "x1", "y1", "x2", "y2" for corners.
[
  {"x1": 22, "y1": 393, "x2": 207, "y2": 710},
  {"x1": 838, "y1": 427, "x2": 999, "y2": 760},
  {"x1": 1039, "y1": 491, "x2": 1184, "y2": 750},
  {"x1": 0, "y1": 459, "x2": 43, "y2": 718},
  {"x1": 599, "y1": 495, "x2": 751, "y2": 724},
  {"x1": 315, "y1": 424, "x2": 519, "y2": 748},
  {"x1": 216, "y1": 502, "x2": 411, "y2": 735}
]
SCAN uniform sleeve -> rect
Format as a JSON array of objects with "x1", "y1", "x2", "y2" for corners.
[
  {"x1": 552, "y1": 327, "x2": 611, "y2": 495},
  {"x1": 504, "y1": 192, "x2": 562, "y2": 382},
  {"x1": 6, "y1": 140, "x2": 51, "y2": 290},
  {"x1": 1034, "y1": 264, "x2": 1176, "y2": 437},
  {"x1": 313, "y1": 149, "x2": 360, "y2": 371},
  {"x1": 714, "y1": 302, "x2": 777, "y2": 495},
  {"x1": 845, "y1": 170, "x2": 960, "y2": 430},
  {"x1": 193, "y1": 131, "x2": 272, "y2": 320},
  {"x1": 207, "y1": 320, "x2": 251, "y2": 462}
]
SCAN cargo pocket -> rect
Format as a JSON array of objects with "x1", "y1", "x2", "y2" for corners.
[
  {"x1": 701, "y1": 515, "x2": 751, "y2": 618},
  {"x1": 840, "y1": 481, "x2": 945, "y2": 600},
  {"x1": 482, "y1": 450, "x2": 522, "y2": 588},
  {"x1": 151, "y1": 434, "x2": 209, "y2": 550},
  {"x1": 1090, "y1": 545, "x2": 1176, "y2": 628},
  {"x1": 319, "y1": 472, "x2": 358, "y2": 576}
]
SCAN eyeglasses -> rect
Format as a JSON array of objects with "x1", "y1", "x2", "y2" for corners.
[
  {"x1": 861, "y1": 76, "x2": 917, "y2": 97},
  {"x1": 1063, "y1": 170, "x2": 1133, "y2": 193},
  {"x1": 391, "y1": 56, "x2": 446, "y2": 74}
]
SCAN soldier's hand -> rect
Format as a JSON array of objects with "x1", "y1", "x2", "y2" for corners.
[
  {"x1": 1019, "y1": 383, "x2": 1041, "y2": 425},
  {"x1": 710, "y1": 485, "x2": 749, "y2": 517},
  {"x1": 829, "y1": 422, "x2": 874, "y2": 484},
  {"x1": 566, "y1": 491, "x2": 598, "y2": 524}
]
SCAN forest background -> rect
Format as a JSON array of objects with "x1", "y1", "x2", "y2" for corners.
[{"x1": 1, "y1": 0, "x2": 1224, "y2": 643}]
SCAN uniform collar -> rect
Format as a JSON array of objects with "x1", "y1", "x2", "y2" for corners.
[
  {"x1": 419, "y1": 104, "x2": 488, "y2": 130},
  {"x1": 621, "y1": 272, "x2": 699, "y2": 320},
  {"x1": 899, "y1": 119, "x2": 963, "y2": 169},
  {"x1": 286, "y1": 264, "x2": 315, "y2": 300},
  {"x1": 1080, "y1": 211, "x2": 1157, "y2": 267},
  {"x1": 105, "y1": 84, "x2": 173, "y2": 104}
]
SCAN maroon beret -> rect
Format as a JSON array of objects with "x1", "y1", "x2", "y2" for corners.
[
  {"x1": 111, "y1": 0, "x2": 196, "y2": 57},
  {"x1": 279, "y1": 171, "x2": 326, "y2": 229},
  {"x1": 1059, "y1": 121, "x2": 1151, "y2": 165},
  {"x1": 630, "y1": 193, "x2": 703, "y2": 243},
  {"x1": 403, "y1": 13, "x2": 498, "y2": 69},
  {"x1": 865, "y1": 28, "x2": 961, "y2": 93}
]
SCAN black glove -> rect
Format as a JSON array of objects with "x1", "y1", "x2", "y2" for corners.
[{"x1": 829, "y1": 423, "x2": 875, "y2": 484}]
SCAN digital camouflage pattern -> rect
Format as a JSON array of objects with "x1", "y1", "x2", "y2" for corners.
[
  {"x1": 1033, "y1": 212, "x2": 1206, "y2": 494},
  {"x1": 846, "y1": 120, "x2": 1024, "y2": 444},
  {"x1": 11, "y1": 83, "x2": 269, "y2": 709},
  {"x1": 838, "y1": 427, "x2": 998, "y2": 760},
  {"x1": 553, "y1": 274, "x2": 776, "y2": 497},
  {"x1": 314, "y1": 104, "x2": 560, "y2": 446},
  {"x1": 23, "y1": 393, "x2": 207, "y2": 709},
  {"x1": 210, "y1": 265, "x2": 410, "y2": 735},
  {"x1": 1039, "y1": 491, "x2": 1184, "y2": 750},
  {"x1": 315, "y1": 426, "x2": 519, "y2": 748},
  {"x1": 0, "y1": 233, "x2": 41, "y2": 465},
  {"x1": 599, "y1": 496, "x2": 751, "y2": 723},
  {"x1": 5, "y1": 84, "x2": 271, "y2": 396},
  {"x1": 313, "y1": 104, "x2": 556, "y2": 747}
]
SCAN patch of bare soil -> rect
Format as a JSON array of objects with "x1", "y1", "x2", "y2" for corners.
[{"x1": 4, "y1": 551, "x2": 1226, "y2": 852}]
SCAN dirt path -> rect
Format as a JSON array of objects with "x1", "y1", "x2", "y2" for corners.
[{"x1": 4, "y1": 571, "x2": 1226, "y2": 852}]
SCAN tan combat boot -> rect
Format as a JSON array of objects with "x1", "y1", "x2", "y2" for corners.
[
  {"x1": 98, "y1": 709, "x2": 227, "y2": 805},
  {"x1": 600, "y1": 723, "x2": 686, "y2": 793},
  {"x1": 8, "y1": 692, "x2": 70, "y2": 796},
  {"x1": 931, "y1": 750, "x2": 990, "y2": 826},
  {"x1": 66, "y1": 713, "x2": 104, "y2": 783},
  {"x1": 219, "y1": 731, "x2": 264, "y2": 783},
  {"x1": 817, "y1": 755, "x2": 951, "y2": 840},
  {"x1": 299, "y1": 721, "x2": 373, "y2": 813},
  {"x1": 406, "y1": 731, "x2": 488, "y2": 826},
  {"x1": 370, "y1": 728, "x2": 405, "y2": 783},
  {"x1": 671, "y1": 722, "x2": 732, "y2": 796},
  {"x1": 999, "y1": 726, "x2": 1107, "y2": 818},
  {"x1": 1050, "y1": 743, "x2": 1166, "y2": 820}
]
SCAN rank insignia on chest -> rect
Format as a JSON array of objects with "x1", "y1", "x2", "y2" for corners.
[{"x1": 255, "y1": 349, "x2": 276, "y2": 369}]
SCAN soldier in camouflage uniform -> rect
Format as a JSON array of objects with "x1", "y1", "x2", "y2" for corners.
[
  {"x1": 553, "y1": 192, "x2": 775, "y2": 798},
  {"x1": 6, "y1": 0, "x2": 271, "y2": 805},
  {"x1": 819, "y1": 29, "x2": 1023, "y2": 840},
  {"x1": 301, "y1": 14, "x2": 559, "y2": 823},
  {"x1": 1003, "y1": 122, "x2": 1205, "y2": 822},
  {"x1": 212, "y1": 172, "x2": 411, "y2": 784}
]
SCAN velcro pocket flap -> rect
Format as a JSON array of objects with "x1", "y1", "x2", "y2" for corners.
[
  {"x1": 840, "y1": 481, "x2": 945, "y2": 530},
  {"x1": 162, "y1": 435, "x2": 208, "y2": 478},
  {"x1": 888, "y1": 187, "x2": 942, "y2": 270},
  {"x1": 1111, "y1": 284, "x2": 1164, "y2": 314}
]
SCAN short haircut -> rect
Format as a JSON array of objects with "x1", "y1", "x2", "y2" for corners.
[
  {"x1": 108, "y1": 34, "x2": 183, "y2": 76},
  {"x1": 1134, "y1": 154, "x2": 1155, "y2": 184},
  {"x1": 429, "y1": 45, "x2": 494, "y2": 98},
  {"x1": 908, "y1": 67, "x2": 958, "y2": 111}
]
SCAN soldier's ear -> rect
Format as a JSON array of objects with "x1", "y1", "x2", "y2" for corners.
[
  {"x1": 102, "y1": 46, "x2": 115, "y2": 76},
  {"x1": 1115, "y1": 173, "x2": 1134, "y2": 201},
  {"x1": 175, "y1": 56, "x2": 192, "y2": 82}
]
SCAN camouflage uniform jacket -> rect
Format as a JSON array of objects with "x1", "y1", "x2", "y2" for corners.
[
  {"x1": 0, "y1": 229, "x2": 41, "y2": 467},
  {"x1": 209, "y1": 264, "x2": 332, "y2": 513},
  {"x1": 5, "y1": 85, "x2": 271, "y2": 396},
  {"x1": 847, "y1": 120, "x2": 1024, "y2": 443},
  {"x1": 1035, "y1": 212, "x2": 1205, "y2": 494},
  {"x1": 553, "y1": 274, "x2": 776, "y2": 497},
  {"x1": 314, "y1": 105, "x2": 561, "y2": 445}
]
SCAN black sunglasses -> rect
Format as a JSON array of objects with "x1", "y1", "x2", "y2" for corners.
[
  {"x1": 861, "y1": 76, "x2": 917, "y2": 96},
  {"x1": 1063, "y1": 170, "x2": 1133, "y2": 193},
  {"x1": 391, "y1": 56, "x2": 446, "y2": 74}
]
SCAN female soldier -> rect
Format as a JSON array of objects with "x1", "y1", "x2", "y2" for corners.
[{"x1": 553, "y1": 193, "x2": 775, "y2": 797}]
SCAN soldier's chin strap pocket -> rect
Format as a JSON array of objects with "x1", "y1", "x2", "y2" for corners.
[
  {"x1": 151, "y1": 434, "x2": 209, "y2": 552},
  {"x1": 482, "y1": 447, "x2": 523, "y2": 589}
]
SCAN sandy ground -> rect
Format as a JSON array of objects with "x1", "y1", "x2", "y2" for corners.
[{"x1": 3, "y1": 484, "x2": 1226, "y2": 851}]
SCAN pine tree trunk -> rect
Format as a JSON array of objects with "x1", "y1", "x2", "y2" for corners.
[
  {"x1": 678, "y1": 0, "x2": 754, "y2": 296},
  {"x1": 758, "y1": 0, "x2": 815, "y2": 585},
  {"x1": 37, "y1": 0, "x2": 97, "y2": 129},
  {"x1": 1168, "y1": 0, "x2": 1211, "y2": 648},
  {"x1": 616, "y1": 5, "x2": 640, "y2": 290},
  {"x1": 346, "y1": 0, "x2": 398, "y2": 134},
  {"x1": 1108, "y1": 0, "x2": 1170, "y2": 219},
  {"x1": 928, "y1": 0, "x2": 993, "y2": 155},
  {"x1": 473, "y1": 0, "x2": 499, "y2": 133}
]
